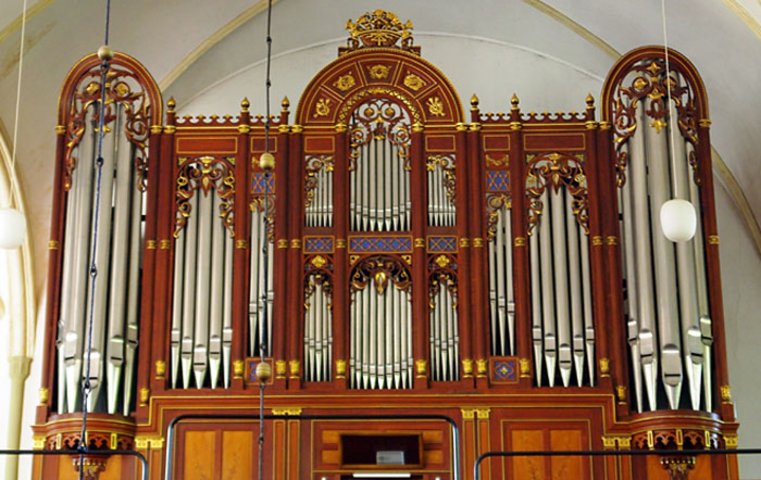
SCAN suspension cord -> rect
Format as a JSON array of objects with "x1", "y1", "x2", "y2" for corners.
[
  {"x1": 258, "y1": 1, "x2": 274, "y2": 479},
  {"x1": 7, "y1": 0, "x2": 29, "y2": 209},
  {"x1": 78, "y1": 0, "x2": 112, "y2": 476},
  {"x1": 661, "y1": 0, "x2": 679, "y2": 197}
]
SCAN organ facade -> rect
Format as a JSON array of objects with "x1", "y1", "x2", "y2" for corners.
[{"x1": 32, "y1": 10, "x2": 739, "y2": 480}]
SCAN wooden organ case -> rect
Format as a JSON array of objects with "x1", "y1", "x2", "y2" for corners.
[{"x1": 33, "y1": 10, "x2": 740, "y2": 480}]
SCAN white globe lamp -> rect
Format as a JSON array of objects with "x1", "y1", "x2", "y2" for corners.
[
  {"x1": 660, "y1": 199, "x2": 696, "y2": 243},
  {"x1": 0, "y1": 207, "x2": 27, "y2": 249}
]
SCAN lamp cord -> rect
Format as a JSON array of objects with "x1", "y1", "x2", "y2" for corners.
[
  {"x1": 259, "y1": 1, "x2": 274, "y2": 479},
  {"x1": 7, "y1": 0, "x2": 29, "y2": 209},
  {"x1": 660, "y1": 0, "x2": 680, "y2": 198},
  {"x1": 78, "y1": 0, "x2": 112, "y2": 476}
]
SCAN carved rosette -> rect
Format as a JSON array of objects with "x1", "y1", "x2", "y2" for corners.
[
  {"x1": 173, "y1": 156, "x2": 235, "y2": 238},
  {"x1": 349, "y1": 97, "x2": 412, "y2": 171},
  {"x1": 350, "y1": 255, "x2": 411, "y2": 295},
  {"x1": 525, "y1": 153, "x2": 589, "y2": 235},
  {"x1": 63, "y1": 65, "x2": 151, "y2": 191},
  {"x1": 610, "y1": 57, "x2": 700, "y2": 187},
  {"x1": 304, "y1": 155, "x2": 334, "y2": 207},
  {"x1": 345, "y1": 10, "x2": 416, "y2": 52}
]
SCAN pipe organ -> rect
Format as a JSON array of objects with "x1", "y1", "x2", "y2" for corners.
[{"x1": 34, "y1": 10, "x2": 739, "y2": 480}]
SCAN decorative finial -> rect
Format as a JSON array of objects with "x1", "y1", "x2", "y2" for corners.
[
  {"x1": 241, "y1": 97, "x2": 250, "y2": 112},
  {"x1": 345, "y1": 10, "x2": 415, "y2": 51},
  {"x1": 470, "y1": 94, "x2": 479, "y2": 111},
  {"x1": 586, "y1": 93, "x2": 595, "y2": 108},
  {"x1": 281, "y1": 96, "x2": 290, "y2": 112},
  {"x1": 167, "y1": 97, "x2": 176, "y2": 112},
  {"x1": 511, "y1": 93, "x2": 520, "y2": 110},
  {"x1": 97, "y1": 45, "x2": 114, "y2": 62}
]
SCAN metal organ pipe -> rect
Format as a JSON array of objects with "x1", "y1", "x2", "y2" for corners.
[
  {"x1": 644, "y1": 98, "x2": 683, "y2": 409},
  {"x1": 550, "y1": 189, "x2": 572, "y2": 387},
  {"x1": 539, "y1": 190, "x2": 557, "y2": 387},
  {"x1": 629, "y1": 104, "x2": 659, "y2": 411}
]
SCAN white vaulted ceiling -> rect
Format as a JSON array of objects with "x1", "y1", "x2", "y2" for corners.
[{"x1": 1, "y1": 0, "x2": 761, "y2": 472}]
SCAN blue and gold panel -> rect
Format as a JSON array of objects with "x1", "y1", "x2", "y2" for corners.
[
  {"x1": 486, "y1": 170, "x2": 509, "y2": 193},
  {"x1": 427, "y1": 236, "x2": 457, "y2": 253},
  {"x1": 304, "y1": 236, "x2": 335, "y2": 254},
  {"x1": 490, "y1": 357, "x2": 518, "y2": 385},
  {"x1": 349, "y1": 235, "x2": 413, "y2": 253},
  {"x1": 251, "y1": 172, "x2": 276, "y2": 194},
  {"x1": 245, "y1": 358, "x2": 274, "y2": 385}
]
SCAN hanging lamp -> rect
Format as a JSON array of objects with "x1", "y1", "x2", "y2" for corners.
[{"x1": 0, "y1": 0, "x2": 31, "y2": 250}]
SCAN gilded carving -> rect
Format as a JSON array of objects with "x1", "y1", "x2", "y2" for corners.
[
  {"x1": 174, "y1": 156, "x2": 236, "y2": 238},
  {"x1": 462, "y1": 358, "x2": 473, "y2": 377},
  {"x1": 599, "y1": 357, "x2": 610, "y2": 376},
  {"x1": 368, "y1": 64, "x2": 390, "y2": 80},
  {"x1": 155, "y1": 360, "x2": 166, "y2": 379},
  {"x1": 233, "y1": 360, "x2": 244, "y2": 379},
  {"x1": 351, "y1": 256, "x2": 411, "y2": 295},
  {"x1": 610, "y1": 56, "x2": 701, "y2": 188},
  {"x1": 476, "y1": 359, "x2": 488, "y2": 377},
  {"x1": 289, "y1": 359, "x2": 301, "y2": 378},
  {"x1": 415, "y1": 359, "x2": 427, "y2": 377},
  {"x1": 334, "y1": 73, "x2": 356, "y2": 91},
  {"x1": 427, "y1": 154, "x2": 456, "y2": 207},
  {"x1": 346, "y1": 10, "x2": 414, "y2": 50},
  {"x1": 348, "y1": 97, "x2": 412, "y2": 171},
  {"x1": 275, "y1": 360, "x2": 287, "y2": 379},
  {"x1": 426, "y1": 96, "x2": 446, "y2": 117},
  {"x1": 314, "y1": 98, "x2": 332, "y2": 118},
  {"x1": 403, "y1": 72, "x2": 425, "y2": 91},
  {"x1": 272, "y1": 407, "x2": 303, "y2": 416},
  {"x1": 519, "y1": 358, "x2": 531, "y2": 377},
  {"x1": 63, "y1": 64, "x2": 151, "y2": 192},
  {"x1": 339, "y1": 87, "x2": 420, "y2": 124},
  {"x1": 39, "y1": 387, "x2": 49, "y2": 405},
  {"x1": 486, "y1": 193, "x2": 510, "y2": 241},
  {"x1": 525, "y1": 152, "x2": 589, "y2": 235},
  {"x1": 139, "y1": 387, "x2": 149, "y2": 406},
  {"x1": 485, "y1": 154, "x2": 509, "y2": 168},
  {"x1": 304, "y1": 155, "x2": 335, "y2": 208},
  {"x1": 336, "y1": 359, "x2": 347, "y2": 378}
]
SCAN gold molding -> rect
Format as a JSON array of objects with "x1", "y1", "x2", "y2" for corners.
[
  {"x1": 519, "y1": 358, "x2": 531, "y2": 378},
  {"x1": 39, "y1": 387, "x2": 49, "y2": 405},
  {"x1": 163, "y1": 125, "x2": 176, "y2": 134},
  {"x1": 472, "y1": 237, "x2": 484, "y2": 248},
  {"x1": 55, "y1": 125, "x2": 66, "y2": 135},
  {"x1": 335, "y1": 359, "x2": 347, "y2": 379},
  {"x1": 475, "y1": 408, "x2": 491, "y2": 420},
  {"x1": 139, "y1": 387, "x2": 150, "y2": 407},
  {"x1": 336, "y1": 238, "x2": 347, "y2": 249},
  {"x1": 724, "y1": 433, "x2": 739, "y2": 449},
  {"x1": 415, "y1": 359, "x2": 427, "y2": 378},
  {"x1": 290, "y1": 239, "x2": 301, "y2": 249},
  {"x1": 476, "y1": 358, "x2": 487, "y2": 377},
  {"x1": 461, "y1": 408, "x2": 476, "y2": 420},
  {"x1": 155, "y1": 360, "x2": 166, "y2": 380},
  {"x1": 275, "y1": 359, "x2": 287, "y2": 379},
  {"x1": 146, "y1": 240, "x2": 157, "y2": 250},
  {"x1": 32, "y1": 435, "x2": 45, "y2": 450},
  {"x1": 591, "y1": 235, "x2": 603, "y2": 247},
  {"x1": 605, "y1": 235, "x2": 618, "y2": 246},
  {"x1": 159, "y1": 239, "x2": 171, "y2": 250},
  {"x1": 235, "y1": 239, "x2": 248, "y2": 249},
  {"x1": 289, "y1": 359, "x2": 300, "y2": 379},
  {"x1": 233, "y1": 360, "x2": 244, "y2": 379},
  {"x1": 134, "y1": 436, "x2": 165, "y2": 450},
  {"x1": 48, "y1": 240, "x2": 59, "y2": 250},
  {"x1": 272, "y1": 407, "x2": 303, "y2": 416},
  {"x1": 462, "y1": 358, "x2": 473, "y2": 378},
  {"x1": 514, "y1": 236, "x2": 526, "y2": 247},
  {"x1": 150, "y1": 125, "x2": 163, "y2": 134}
]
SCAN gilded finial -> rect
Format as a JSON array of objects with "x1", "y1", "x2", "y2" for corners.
[
  {"x1": 281, "y1": 96, "x2": 290, "y2": 112},
  {"x1": 470, "y1": 94, "x2": 479, "y2": 111},
  {"x1": 241, "y1": 97, "x2": 250, "y2": 112},
  {"x1": 586, "y1": 93, "x2": 595, "y2": 108},
  {"x1": 167, "y1": 97, "x2": 176, "y2": 112},
  {"x1": 511, "y1": 93, "x2": 520, "y2": 110}
]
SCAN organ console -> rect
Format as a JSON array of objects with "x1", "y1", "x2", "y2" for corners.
[{"x1": 32, "y1": 9, "x2": 739, "y2": 479}]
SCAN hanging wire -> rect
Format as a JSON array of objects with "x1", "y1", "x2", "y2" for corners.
[
  {"x1": 661, "y1": 0, "x2": 680, "y2": 197},
  {"x1": 6, "y1": 0, "x2": 29, "y2": 209},
  {"x1": 78, "y1": 0, "x2": 112, "y2": 477},
  {"x1": 258, "y1": 0, "x2": 274, "y2": 479}
]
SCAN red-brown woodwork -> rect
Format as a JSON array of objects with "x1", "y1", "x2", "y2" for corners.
[{"x1": 35, "y1": 13, "x2": 739, "y2": 480}]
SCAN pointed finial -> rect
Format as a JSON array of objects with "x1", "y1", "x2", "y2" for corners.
[
  {"x1": 511, "y1": 93, "x2": 520, "y2": 110},
  {"x1": 586, "y1": 93, "x2": 595, "y2": 108},
  {"x1": 281, "y1": 96, "x2": 290, "y2": 112},
  {"x1": 470, "y1": 94, "x2": 479, "y2": 111},
  {"x1": 167, "y1": 97, "x2": 176, "y2": 112},
  {"x1": 241, "y1": 97, "x2": 250, "y2": 112}
]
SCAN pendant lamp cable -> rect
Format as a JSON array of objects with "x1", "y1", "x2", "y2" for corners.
[
  {"x1": 258, "y1": 0, "x2": 274, "y2": 479},
  {"x1": 660, "y1": 0, "x2": 680, "y2": 197},
  {"x1": 7, "y1": 0, "x2": 29, "y2": 209},
  {"x1": 78, "y1": 0, "x2": 112, "y2": 476}
]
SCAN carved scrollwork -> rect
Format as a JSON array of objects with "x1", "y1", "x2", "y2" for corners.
[
  {"x1": 428, "y1": 254, "x2": 458, "y2": 310},
  {"x1": 304, "y1": 269, "x2": 333, "y2": 310},
  {"x1": 485, "y1": 193, "x2": 511, "y2": 241},
  {"x1": 173, "y1": 156, "x2": 235, "y2": 238},
  {"x1": 610, "y1": 58, "x2": 700, "y2": 187},
  {"x1": 525, "y1": 153, "x2": 588, "y2": 235},
  {"x1": 348, "y1": 97, "x2": 412, "y2": 171},
  {"x1": 345, "y1": 9, "x2": 415, "y2": 51},
  {"x1": 427, "y1": 154, "x2": 456, "y2": 206},
  {"x1": 64, "y1": 65, "x2": 151, "y2": 191},
  {"x1": 350, "y1": 255, "x2": 411, "y2": 295},
  {"x1": 304, "y1": 155, "x2": 334, "y2": 207}
]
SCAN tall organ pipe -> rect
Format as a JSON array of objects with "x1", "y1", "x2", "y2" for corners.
[{"x1": 644, "y1": 98, "x2": 683, "y2": 409}]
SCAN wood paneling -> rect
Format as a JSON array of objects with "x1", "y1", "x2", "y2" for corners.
[
  {"x1": 184, "y1": 431, "x2": 216, "y2": 480},
  {"x1": 222, "y1": 431, "x2": 254, "y2": 479}
]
